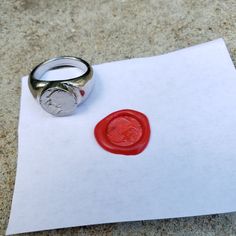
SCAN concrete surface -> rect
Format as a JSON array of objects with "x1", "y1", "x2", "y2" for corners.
[{"x1": 1, "y1": 0, "x2": 236, "y2": 235}]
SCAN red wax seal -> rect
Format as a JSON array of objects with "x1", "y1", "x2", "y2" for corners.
[{"x1": 94, "y1": 109, "x2": 150, "y2": 155}]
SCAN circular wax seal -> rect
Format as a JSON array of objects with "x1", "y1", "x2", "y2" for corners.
[{"x1": 94, "y1": 109, "x2": 151, "y2": 155}]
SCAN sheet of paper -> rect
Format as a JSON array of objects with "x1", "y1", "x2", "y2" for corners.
[{"x1": 7, "y1": 39, "x2": 236, "y2": 235}]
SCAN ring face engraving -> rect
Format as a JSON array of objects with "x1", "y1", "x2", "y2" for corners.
[{"x1": 39, "y1": 87, "x2": 77, "y2": 116}]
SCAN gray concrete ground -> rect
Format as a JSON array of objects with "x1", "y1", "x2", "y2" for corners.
[{"x1": 1, "y1": 0, "x2": 236, "y2": 235}]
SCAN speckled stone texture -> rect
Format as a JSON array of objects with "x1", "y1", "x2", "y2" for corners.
[{"x1": 1, "y1": 0, "x2": 236, "y2": 235}]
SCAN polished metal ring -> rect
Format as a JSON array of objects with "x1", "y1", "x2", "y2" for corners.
[{"x1": 28, "y1": 56, "x2": 94, "y2": 116}]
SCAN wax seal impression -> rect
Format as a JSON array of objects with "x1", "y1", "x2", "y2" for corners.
[{"x1": 94, "y1": 109, "x2": 151, "y2": 155}]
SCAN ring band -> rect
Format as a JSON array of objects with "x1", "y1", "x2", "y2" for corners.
[{"x1": 28, "y1": 56, "x2": 94, "y2": 116}]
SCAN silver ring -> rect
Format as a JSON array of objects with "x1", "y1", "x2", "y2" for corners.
[{"x1": 28, "y1": 56, "x2": 94, "y2": 116}]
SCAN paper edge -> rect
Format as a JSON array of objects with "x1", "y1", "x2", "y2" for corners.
[
  {"x1": 6, "y1": 210, "x2": 236, "y2": 235},
  {"x1": 6, "y1": 78, "x2": 25, "y2": 236}
]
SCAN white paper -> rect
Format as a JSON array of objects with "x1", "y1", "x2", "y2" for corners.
[{"x1": 7, "y1": 39, "x2": 236, "y2": 235}]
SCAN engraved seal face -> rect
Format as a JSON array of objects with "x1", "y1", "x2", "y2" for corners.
[{"x1": 39, "y1": 87, "x2": 77, "y2": 116}]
